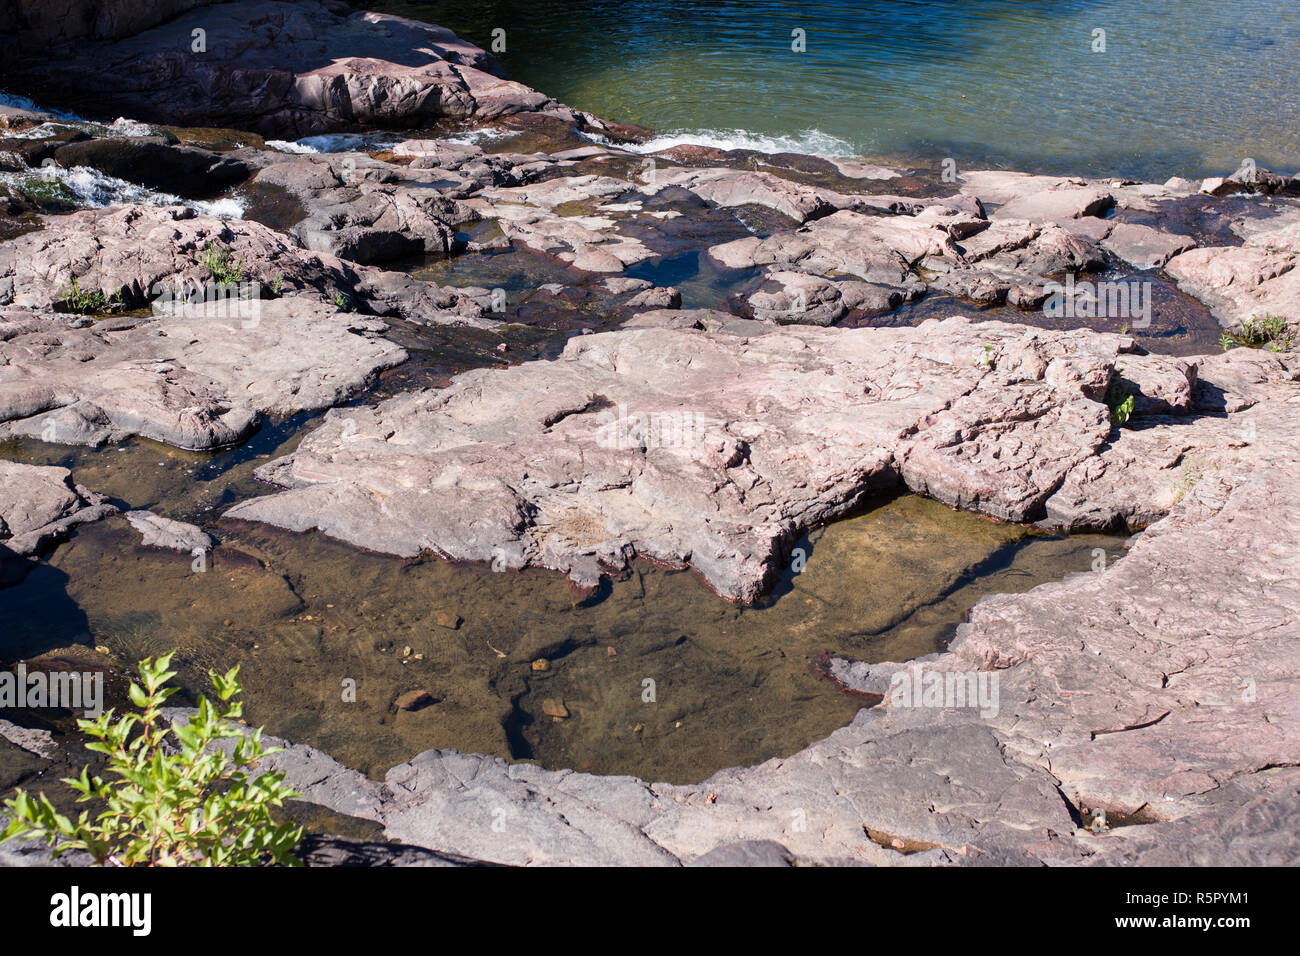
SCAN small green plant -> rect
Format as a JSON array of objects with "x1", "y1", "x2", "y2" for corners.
[
  {"x1": 58, "y1": 275, "x2": 120, "y2": 315},
  {"x1": 972, "y1": 343, "x2": 995, "y2": 368},
  {"x1": 271, "y1": 272, "x2": 284, "y2": 296},
  {"x1": 1, "y1": 652, "x2": 302, "y2": 867},
  {"x1": 1220, "y1": 314, "x2": 1293, "y2": 352},
  {"x1": 1106, "y1": 370, "x2": 1135, "y2": 426},
  {"x1": 332, "y1": 290, "x2": 354, "y2": 312},
  {"x1": 1170, "y1": 456, "x2": 1207, "y2": 504},
  {"x1": 202, "y1": 240, "x2": 245, "y2": 288}
]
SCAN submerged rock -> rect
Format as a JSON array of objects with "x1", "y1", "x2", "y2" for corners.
[{"x1": 125, "y1": 510, "x2": 214, "y2": 553}]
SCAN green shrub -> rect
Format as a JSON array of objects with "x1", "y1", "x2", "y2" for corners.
[
  {"x1": 1, "y1": 652, "x2": 302, "y2": 867},
  {"x1": 202, "y1": 241, "x2": 245, "y2": 288},
  {"x1": 1106, "y1": 371, "x2": 1135, "y2": 426},
  {"x1": 58, "y1": 275, "x2": 120, "y2": 315},
  {"x1": 1221, "y1": 314, "x2": 1294, "y2": 352}
]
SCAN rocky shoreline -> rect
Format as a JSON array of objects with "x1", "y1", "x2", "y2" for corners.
[{"x1": 1, "y1": 0, "x2": 1298, "y2": 866}]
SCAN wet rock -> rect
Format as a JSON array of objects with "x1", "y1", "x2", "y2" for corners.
[
  {"x1": 1165, "y1": 203, "x2": 1300, "y2": 332},
  {"x1": 297, "y1": 834, "x2": 478, "y2": 867},
  {"x1": 0, "y1": 460, "x2": 116, "y2": 557},
  {"x1": 3, "y1": 1, "x2": 623, "y2": 141},
  {"x1": 541, "y1": 699, "x2": 569, "y2": 719},
  {"x1": 125, "y1": 510, "x2": 214, "y2": 553},
  {"x1": 1100, "y1": 222, "x2": 1197, "y2": 269},
  {"x1": 0, "y1": 301, "x2": 405, "y2": 450},
  {"x1": 51, "y1": 137, "x2": 252, "y2": 199},
  {"x1": 225, "y1": 316, "x2": 1144, "y2": 601}
]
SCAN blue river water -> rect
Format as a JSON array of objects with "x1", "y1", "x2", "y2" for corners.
[{"x1": 421, "y1": 0, "x2": 1300, "y2": 180}]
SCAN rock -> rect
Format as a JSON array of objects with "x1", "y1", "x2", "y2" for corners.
[
  {"x1": 710, "y1": 204, "x2": 1105, "y2": 317},
  {"x1": 531, "y1": 659, "x2": 550, "y2": 672},
  {"x1": 260, "y1": 451, "x2": 1300, "y2": 867},
  {"x1": 0, "y1": 460, "x2": 116, "y2": 558},
  {"x1": 296, "y1": 834, "x2": 477, "y2": 867},
  {"x1": 1165, "y1": 204, "x2": 1300, "y2": 332},
  {"x1": 2, "y1": 1, "x2": 624, "y2": 141},
  {"x1": 644, "y1": 167, "x2": 838, "y2": 223},
  {"x1": 0, "y1": 718, "x2": 59, "y2": 758},
  {"x1": 0, "y1": 301, "x2": 405, "y2": 450},
  {"x1": 463, "y1": 176, "x2": 656, "y2": 274},
  {"x1": 827, "y1": 159, "x2": 901, "y2": 181},
  {"x1": 435, "y1": 611, "x2": 461, "y2": 630},
  {"x1": 4, "y1": 0, "x2": 208, "y2": 53},
  {"x1": 687, "y1": 840, "x2": 794, "y2": 867},
  {"x1": 541, "y1": 699, "x2": 569, "y2": 719},
  {"x1": 710, "y1": 209, "x2": 942, "y2": 278},
  {"x1": 223, "y1": 316, "x2": 1151, "y2": 602},
  {"x1": 51, "y1": 137, "x2": 252, "y2": 198},
  {"x1": 1101, "y1": 222, "x2": 1197, "y2": 269},
  {"x1": 394, "y1": 690, "x2": 437, "y2": 712},
  {"x1": 1043, "y1": 349, "x2": 1299, "y2": 530},
  {"x1": 0, "y1": 204, "x2": 493, "y2": 327},
  {"x1": 125, "y1": 510, "x2": 214, "y2": 553},
  {"x1": 960, "y1": 171, "x2": 1115, "y2": 221}
]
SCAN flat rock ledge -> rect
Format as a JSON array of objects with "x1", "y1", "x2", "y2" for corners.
[
  {"x1": 225, "y1": 313, "x2": 1299, "y2": 603},
  {"x1": 0, "y1": 300, "x2": 406, "y2": 450}
]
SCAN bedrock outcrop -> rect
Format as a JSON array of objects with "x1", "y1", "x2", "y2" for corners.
[
  {"x1": 223, "y1": 314, "x2": 1297, "y2": 603},
  {"x1": 133, "y1": 449, "x2": 1300, "y2": 865},
  {"x1": 0, "y1": 301, "x2": 405, "y2": 450},
  {"x1": 0, "y1": 1, "x2": 635, "y2": 140},
  {"x1": 0, "y1": 204, "x2": 494, "y2": 327}
]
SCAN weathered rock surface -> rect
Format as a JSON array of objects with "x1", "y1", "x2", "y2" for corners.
[
  {"x1": 959, "y1": 171, "x2": 1115, "y2": 222},
  {"x1": 0, "y1": 301, "x2": 405, "y2": 449},
  {"x1": 1, "y1": 1, "x2": 632, "y2": 141},
  {"x1": 0, "y1": 460, "x2": 116, "y2": 556},
  {"x1": 0, "y1": 204, "x2": 493, "y2": 327},
  {"x1": 221, "y1": 316, "x2": 1277, "y2": 602}
]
